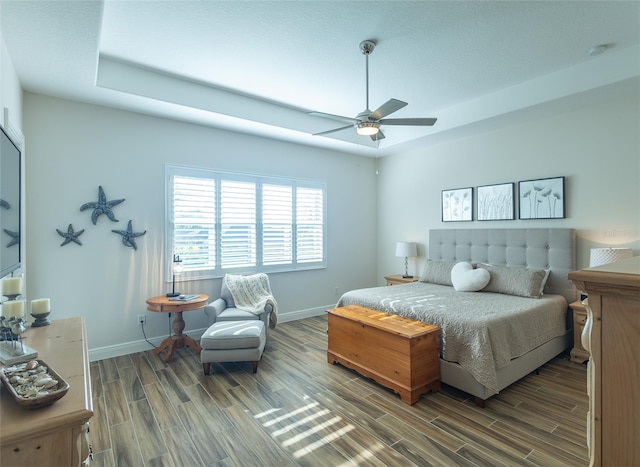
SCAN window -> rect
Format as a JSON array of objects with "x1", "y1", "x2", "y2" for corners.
[{"x1": 166, "y1": 165, "x2": 326, "y2": 279}]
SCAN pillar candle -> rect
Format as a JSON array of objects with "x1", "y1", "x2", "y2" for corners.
[
  {"x1": 2, "y1": 300, "x2": 25, "y2": 318},
  {"x1": 1, "y1": 277, "x2": 23, "y2": 296},
  {"x1": 31, "y1": 298, "x2": 51, "y2": 315}
]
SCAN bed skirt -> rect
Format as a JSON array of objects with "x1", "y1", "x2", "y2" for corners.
[{"x1": 440, "y1": 329, "x2": 571, "y2": 401}]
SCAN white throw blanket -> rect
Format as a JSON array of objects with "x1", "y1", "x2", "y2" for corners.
[{"x1": 224, "y1": 273, "x2": 278, "y2": 329}]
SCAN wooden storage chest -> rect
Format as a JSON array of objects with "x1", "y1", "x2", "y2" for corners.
[{"x1": 327, "y1": 305, "x2": 440, "y2": 405}]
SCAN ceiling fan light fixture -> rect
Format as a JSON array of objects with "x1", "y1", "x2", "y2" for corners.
[
  {"x1": 356, "y1": 121, "x2": 379, "y2": 136},
  {"x1": 309, "y1": 39, "x2": 437, "y2": 140}
]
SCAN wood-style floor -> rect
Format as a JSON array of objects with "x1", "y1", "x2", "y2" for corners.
[{"x1": 90, "y1": 315, "x2": 588, "y2": 466}]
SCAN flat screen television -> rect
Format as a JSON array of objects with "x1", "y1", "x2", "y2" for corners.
[{"x1": 0, "y1": 124, "x2": 21, "y2": 278}]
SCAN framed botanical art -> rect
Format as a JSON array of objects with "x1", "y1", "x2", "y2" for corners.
[
  {"x1": 442, "y1": 187, "x2": 473, "y2": 222},
  {"x1": 518, "y1": 176, "x2": 565, "y2": 219},
  {"x1": 477, "y1": 182, "x2": 514, "y2": 221}
]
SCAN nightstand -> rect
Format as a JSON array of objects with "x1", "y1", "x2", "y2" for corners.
[
  {"x1": 384, "y1": 275, "x2": 419, "y2": 286},
  {"x1": 569, "y1": 300, "x2": 589, "y2": 364}
]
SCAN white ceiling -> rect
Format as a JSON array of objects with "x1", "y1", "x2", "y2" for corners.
[{"x1": 2, "y1": 0, "x2": 639, "y2": 157}]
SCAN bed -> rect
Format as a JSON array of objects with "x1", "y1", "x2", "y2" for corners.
[{"x1": 337, "y1": 228, "x2": 576, "y2": 404}]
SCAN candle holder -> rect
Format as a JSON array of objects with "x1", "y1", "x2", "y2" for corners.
[
  {"x1": 1, "y1": 276, "x2": 24, "y2": 301},
  {"x1": 31, "y1": 311, "x2": 51, "y2": 327},
  {"x1": 30, "y1": 298, "x2": 52, "y2": 327},
  {"x1": 2, "y1": 293, "x2": 21, "y2": 301}
]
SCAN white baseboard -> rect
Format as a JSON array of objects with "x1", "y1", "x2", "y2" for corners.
[
  {"x1": 89, "y1": 337, "x2": 168, "y2": 362},
  {"x1": 277, "y1": 305, "x2": 327, "y2": 323},
  {"x1": 88, "y1": 305, "x2": 329, "y2": 362}
]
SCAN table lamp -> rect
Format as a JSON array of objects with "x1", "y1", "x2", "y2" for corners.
[
  {"x1": 581, "y1": 247, "x2": 633, "y2": 301},
  {"x1": 166, "y1": 254, "x2": 183, "y2": 297},
  {"x1": 589, "y1": 247, "x2": 633, "y2": 267},
  {"x1": 396, "y1": 241, "x2": 417, "y2": 278}
]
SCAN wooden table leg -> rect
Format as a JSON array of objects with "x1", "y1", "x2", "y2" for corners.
[
  {"x1": 153, "y1": 337, "x2": 173, "y2": 357},
  {"x1": 183, "y1": 335, "x2": 202, "y2": 355},
  {"x1": 153, "y1": 337, "x2": 178, "y2": 363},
  {"x1": 172, "y1": 311, "x2": 185, "y2": 340},
  {"x1": 153, "y1": 311, "x2": 201, "y2": 362}
]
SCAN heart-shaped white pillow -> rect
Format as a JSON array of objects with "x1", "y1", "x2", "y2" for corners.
[{"x1": 451, "y1": 261, "x2": 491, "y2": 292}]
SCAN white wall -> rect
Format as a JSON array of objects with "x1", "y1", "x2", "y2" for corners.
[
  {"x1": 1, "y1": 41, "x2": 22, "y2": 128},
  {"x1": 376, "y1": 90, "x2": 640, "y2": 281},
  {"x1": 24, "y1": 93, "x2": 377, "y2": 359}
]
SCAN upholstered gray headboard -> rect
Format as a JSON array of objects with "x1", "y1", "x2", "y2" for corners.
[{"x1": 429, "y1": 229, "x2": 576, "y2": 302}]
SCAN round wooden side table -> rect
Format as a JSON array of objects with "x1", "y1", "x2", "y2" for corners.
[{"x1": 146, "y1": 294, "x2": 208, "y2": 363}]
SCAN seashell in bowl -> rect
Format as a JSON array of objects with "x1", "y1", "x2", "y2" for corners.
[{"x1": 0, "y1": 359, "x2": 70, "y2": 409}]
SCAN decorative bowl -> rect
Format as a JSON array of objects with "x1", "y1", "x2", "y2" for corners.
[{"x1": 0, "y1": 359, "x2": 70, "y2": 409}]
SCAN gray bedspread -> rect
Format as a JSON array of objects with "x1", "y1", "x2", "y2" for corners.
[{"x1": 336, "y1": 282, "x2": 568, "y2": 392}]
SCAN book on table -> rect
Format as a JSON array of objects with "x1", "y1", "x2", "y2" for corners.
[{"x1": 169, "y1": 294, "x2": 199, "y2": 301}]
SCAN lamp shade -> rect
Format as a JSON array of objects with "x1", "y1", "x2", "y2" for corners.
[
  {"x1": 172, "y1": 254, "x2": 183, "y2": 274},
  {"x1": 167, "y1": 254, "x2": 183, "y2": 297},
  {"x1": 395, "y1": 242, "x2": 417, "y2": 258},
  {"x1": 589, "y1": 248, "x2": 633, "y2": 268}
]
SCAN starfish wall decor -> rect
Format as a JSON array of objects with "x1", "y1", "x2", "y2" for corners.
[
  {"x1": 56, "y1": 224, "x2": 85, "y2": 246},
  {"x1": 112, "y1": 220, "x2": 146, "y2": 251},
  {"x1": 3, "y1": 229, "x2": 19, "y2": 248},
  {"x1": 57, "y1": 185, "x2": 146, "y2": 252},
  {"x1": 80, "y1": 186, "x2": 125, "y2": 225}
]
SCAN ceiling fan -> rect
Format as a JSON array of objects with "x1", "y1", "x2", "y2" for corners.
[{"x1": 309, "y1": 40, "x2": 437, "y2": 141}]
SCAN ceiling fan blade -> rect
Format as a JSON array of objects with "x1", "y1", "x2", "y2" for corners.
[
  {"x1": 370, "y1": 130, "x2": 385, "y2": 141},
  {"x1": 370, "y1": 99, "x2": 408, "y2": 120},
  {"x1": 313, "y1": 124, "x2": 353, "y2": 136},
  {"x1": 308, "y1": 111, "x2": 355, "y2": 125},
  {"x1": 379, "y1": 117, "x2": 437, "y2": 126}
]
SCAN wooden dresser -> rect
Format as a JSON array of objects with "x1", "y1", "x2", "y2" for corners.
[
  {"x1": 569, "y1": 300, "x2": 590, "y2": 364},
  {"x1": 327, "y1": 305, "x2": 440, "y2": 405},
  {"x1": 0, "y1": 317, "x2": 93, "y2": 466},
  {"x1": 569, "y1": 256, "x2": 639, "y2": 466}
]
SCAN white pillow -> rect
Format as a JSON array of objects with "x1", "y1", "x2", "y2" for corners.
[{"x1": 451, "y1": 262, "x2": 491, "y2": 292}]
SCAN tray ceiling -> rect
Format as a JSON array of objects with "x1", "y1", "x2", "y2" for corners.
[{"x1": 2, "y1": 1, "x2": 639, "y2": 156}]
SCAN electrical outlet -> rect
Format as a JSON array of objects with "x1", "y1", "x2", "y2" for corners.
[{"x1": 137, "y1": 314, "x2": 146, "y2": 326}]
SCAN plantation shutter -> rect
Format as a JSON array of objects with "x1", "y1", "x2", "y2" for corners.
[
  {"x1": 167, "y1": 165, "x2": 325, "y2": 278},
  {"x1": 296, "y1": 186, "x2": 324, "y2": 263},
  {"x1": 220, "y1": 180, "x2": 256, "y2": 269},
  {"x1": 172, "y1": 175, "x2": 216, "y2": 271},
  {"x1": 262, "y1": 184, "x2": 293, "y2": 266}
]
